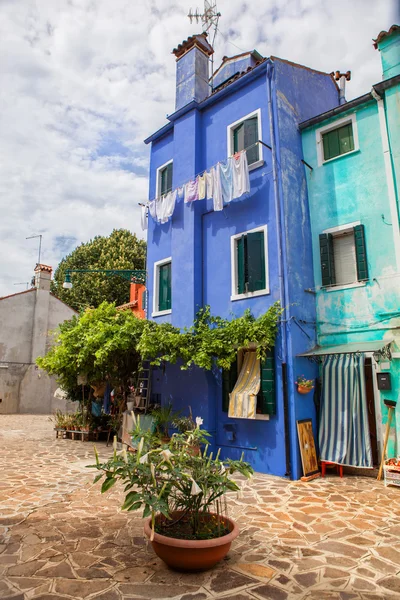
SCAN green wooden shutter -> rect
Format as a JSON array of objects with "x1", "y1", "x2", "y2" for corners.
[
  {"x1": 237, "y1": 235, "x2": 245, "y2": 294},
  {"x1": 354, "y1": 224, "x2": 368, "y2": 281},
  {"x1": 244, "y1": 117, "x2": 259, "y2": 165},
  {"x1": 158, "y1": 262, "x2": 171, "y2": 311},
  {"x1": 322, "y1": 124, "x2": 354, "y2": 161},
  {"x1": 260, "y1": 349, "x2": 276, "y2": 415},
  {"x1": 247, "y1": 231, "x2": 266, "y2": 292},
  {"x1": 166, "y1": 163, "x2": 173, "y2": 193},
  {"x1": 222, "y1": 359, "x2": 238, "y2": 412},
  {"x1": 338, "y1": 123, "x2": 354, "y2": 155},
  {"x1": 233, "y1": 123, "x2": 243, "y2": 154},
  {"x1": 319, "y1": 233, "x2": 336, "y2": 286}
]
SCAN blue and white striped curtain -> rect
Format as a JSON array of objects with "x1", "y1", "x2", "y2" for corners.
[{"x1": 319, "y1": 353, "x2": 373, "y2": 468}]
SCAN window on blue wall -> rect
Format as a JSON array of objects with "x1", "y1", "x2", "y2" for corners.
[
  {"x1": 222, "y1": 349, "x2": 276, "y2": 416},
  {"x1": 153, "y1": 258, "x2": 172, "y2": 315},
  {"x1": 232, "y1": 116, "x2": 259, "y2": 165},
  {"x1": 158, "y1": 161, "x2": 173, "y2": 197},
  {"x1": 231, "y1": 226, "x2": 269, "y2": 299}
]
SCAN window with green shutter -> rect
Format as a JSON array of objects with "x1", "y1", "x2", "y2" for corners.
[
  {"x1": 235, "y1": 229, "x2": 266, "y2": 295},
  {"x1": 322, "y1": 123, "x2": 354, "y2": 161},
  {"x1": 222, "y1": 349, "x2": 275, "y2": 416},
  {"x1": 159, "y1": 162, "x2": 173, "y2": 196},
  {"x1": 232, "y1": 116, "x2": 259, "y2": 165},
  {"x1": 319, "y1": 225, "x2": 368, "y2": 287},
  {"x1": 158, "y1": 261, "x2": 171, "y2": 311}
]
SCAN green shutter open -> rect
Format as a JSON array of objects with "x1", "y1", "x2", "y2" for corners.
[
  {"x1": 354, "y1": 224, "x2": 368, "y2": 281},
  {"x1": 319, "y1": 233, "x2": 336, "y2": 286},
  {"x1": 244, "y1": 117, "x2": 259, "y2": 165},
  {"x1": 247, "y1": 231, "x2": 266, "y2": 292},
  {"x1": 166, "y1": 163, "x2": 173, "y2": 193},
  {"x1": 260, "y1": 349, "x2": 276, "y2": 415},
  {"x1": 158, "y1": 262, "x2": 171, "y2": 311},
  {"x1": 237, "y1": 235, "x2": 245, "y2": 294},
  {"x1": 233, "y1": 123, "x2": 243, "y2": 154},
  {"x1": 222, "y1": 359, "x2": 238, "y2": 412},
  {"x1": 160, "y1": 163, "x2": 173, "y2": 196}
]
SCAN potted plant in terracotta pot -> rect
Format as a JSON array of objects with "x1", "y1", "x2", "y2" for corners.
[
  {"x1": 151, "y1": 402, "x2": 177, "y2": 443},
  {"x1": 90, "y1": 416, "x2": 253, "y2": 571},
  {"x1": 296, "y1": 375, "x2": 314, "y2": 395}
]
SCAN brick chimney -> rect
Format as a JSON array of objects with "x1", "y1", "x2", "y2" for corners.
[
  {"x1": 34, "y1": 264, "x2": 52, "y2": 292},
  {"x1": 172, "y1": 33, "x2": 214, "y2": 111}
]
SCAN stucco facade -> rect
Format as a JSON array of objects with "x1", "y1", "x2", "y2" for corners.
[
  {"x1": 144, "y1": 34, "x2": 340, "y2": 479},
  {"x1": 0, "y1": 265, "x2": 77, "y2": 414},
  {"x1": 300, "y1": 27, "x2": 400, "y2": 459}
]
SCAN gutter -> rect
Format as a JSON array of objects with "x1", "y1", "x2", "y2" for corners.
[{"x1": 371, "y1": 85, "x2": 400, "y2": 270}]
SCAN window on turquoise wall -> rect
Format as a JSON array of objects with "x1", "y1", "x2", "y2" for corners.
[
  {"x1": 319, "y1": 224, "x2": 368, "y2": 287},
  {"x1": 232, "y1": 227, "x2": 268, "y2": 297},
  {"x1": 232, "y1": 116, "x2": 259, "y2": 165},
  {"x1": 158, "y1": 162, "x2": 173, "y2": 196},
  {"x1": 222, "y1": 349, "x2": 276, "y2": 416},
  {"x1": 322, "y1": 123, "x2": 354, "y2": 161}
]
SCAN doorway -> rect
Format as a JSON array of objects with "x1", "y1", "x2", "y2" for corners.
[{"x1": 364, "y1": 357, "x2": 379, "y2": 466}]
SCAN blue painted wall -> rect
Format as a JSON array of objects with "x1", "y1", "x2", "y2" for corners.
[{"x1": 145, "y1": 50, "x2": 339, "y2": 478}]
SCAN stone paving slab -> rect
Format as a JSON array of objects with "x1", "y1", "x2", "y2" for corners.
[{"x1": 1, "y1": 415, "x2": 400, "y2": 600}]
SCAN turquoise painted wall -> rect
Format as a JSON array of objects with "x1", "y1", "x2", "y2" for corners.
[
  {"x1": 301, "y1": 82, "x2": 400, "y2": 459},
  {"x1": 378, "y1": 33, "x2": 400, "y2": 80}
]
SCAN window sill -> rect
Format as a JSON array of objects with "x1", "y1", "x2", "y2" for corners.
[
  {"x1": 227, "y1": 413, "x2": 270, "y2": 421},
  {"x1": 151, "y1": 309, "x2": 172, "y2": 317},
  {"x1": 321, "y1": 148, "x2": 360, "y2": 166},
  {"x1": 231, "y1": 288, "x2": 270, "y2": 302},
  {"x1": 324, "y1": 281, "x2": 367, "y2": 293},
  {"x1": 248, "y1": 159, "x2": 264, "y2": 172}
]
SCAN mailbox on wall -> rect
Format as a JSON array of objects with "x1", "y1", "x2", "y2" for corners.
[{"x1": 377, "y1": 372, "x2": 392, "y2": 391}]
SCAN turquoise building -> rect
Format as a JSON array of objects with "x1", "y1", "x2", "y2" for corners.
[{"x1": 300, "y1": 25, "x2": 400, "y2": 466}]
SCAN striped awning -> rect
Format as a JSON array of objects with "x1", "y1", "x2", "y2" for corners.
[{"x1": 228, "y1": 351, "x2": 260, "y2": 419}]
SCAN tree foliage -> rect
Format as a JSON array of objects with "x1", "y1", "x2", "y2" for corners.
[
  {"x1": 37, "y1": 302, "x2": 282, "y2": 393},
  {"x1": 37, "y1": 302, "x2": 146, "y2": 393},
  {"x1": 51, "y1": 229, "x2": 146, "y2": 311}
]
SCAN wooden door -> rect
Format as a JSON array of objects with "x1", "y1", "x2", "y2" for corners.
[{"x1": 364, "y1": 358, "x2": 379, "y2": 466}]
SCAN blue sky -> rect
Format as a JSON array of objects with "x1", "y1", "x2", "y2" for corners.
[{"x1": 0, "y1": 0, "x2": 397, "y2": 295}]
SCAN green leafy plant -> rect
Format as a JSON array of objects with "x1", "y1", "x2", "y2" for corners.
[
  {"x1": 151, "y1": 403, "x2": 177, "y2": 439},
  {"x1": 90, "y1": 418, "x2": 253, "y2": 541},
  {"x1": 296, "y1": 375, "x2": 314, "y2": 388}
]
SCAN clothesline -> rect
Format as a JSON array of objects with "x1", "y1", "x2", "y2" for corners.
[{"x1": 141, "y1": 149, "x2": 252, "y2": 229}]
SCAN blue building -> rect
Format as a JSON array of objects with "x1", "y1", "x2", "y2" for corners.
[{"x1": 143, "y1": 33, "x2": 340, "y2": 479}]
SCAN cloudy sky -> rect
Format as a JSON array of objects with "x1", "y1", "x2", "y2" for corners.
[{"x1": 0, "y1": 0, "x2": 397, "y2": 296}]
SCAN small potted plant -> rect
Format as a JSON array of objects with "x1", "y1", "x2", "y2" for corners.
[
  {"x1": 90, "y1": 416, "x2": 253, "y2": 571},
  {"x1": 151, "y1": 402, "x2": 177, "y2": 443},
  {"x1": 296, "y1": 375, "x2": 314, "y2": 395}
]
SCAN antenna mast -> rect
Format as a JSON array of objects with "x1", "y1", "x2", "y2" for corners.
[{"x1": 188, "y1": 1, "x2": 221, "y2": 91}]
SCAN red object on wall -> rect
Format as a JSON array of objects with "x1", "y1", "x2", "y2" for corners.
[{"x1": 117, "y1": 283, "x2": 146, "y2": 319}]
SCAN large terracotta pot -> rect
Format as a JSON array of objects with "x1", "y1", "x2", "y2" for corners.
[
  {"x1": 143, "y1": 512, "x2": 239, "y2": 571},
  {"x1": 297, "y1": 384, "x2": 313, "y2": 395}
]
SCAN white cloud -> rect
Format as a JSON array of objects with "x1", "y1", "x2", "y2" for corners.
[{"x1": 0, "y1": 0, "x2": 397, "y2": 295}]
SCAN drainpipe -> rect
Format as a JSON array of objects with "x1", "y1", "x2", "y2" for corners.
[
  {"x1": 371, "y1": 86, "x2": 400, "y2": 271},
  {"x1": 266, "y1": 63, "x2": 291, "y2": 478}
]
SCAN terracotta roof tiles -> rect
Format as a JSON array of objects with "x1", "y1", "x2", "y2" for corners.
[{"x1": 373, "y1": 25, "x2": 399, "y2": 48}]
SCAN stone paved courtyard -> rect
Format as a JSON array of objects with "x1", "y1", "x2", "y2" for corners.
[{"x1": 1, "y1": 415, "x2": 400, "y2": 600}]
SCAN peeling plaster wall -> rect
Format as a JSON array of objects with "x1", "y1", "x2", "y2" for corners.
[{"x1": 301, "y1": 87, "x2": 400, "y2": 458}]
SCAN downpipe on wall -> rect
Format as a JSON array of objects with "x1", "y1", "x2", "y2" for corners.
[{"x1": 266, "y1": 64, "x2": 292, "y2": 479}]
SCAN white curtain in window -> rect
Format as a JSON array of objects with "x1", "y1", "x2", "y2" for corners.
[{"x1": 333, "y1": 232, "x2": 357, "y2": 285}]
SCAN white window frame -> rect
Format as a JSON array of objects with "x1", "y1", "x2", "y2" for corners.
[
  {"x1": 152, "y1": 257, "x2": 172, "y2": 317},
  {"x1": 227, "y1": 108, "x2": 263, "y2": 171},
  {"x1": 230, "y1": 225, "x2": 269, "y2": 301},
  {"x1": 322, "y1": 221, "x2": 366, "y2": 292},
  {"x1": 155, "y1": 160, "x2": 173, "y2": 199},
  {"x1": 316, "y1": 113, "x2": 359, "y2": 167}
]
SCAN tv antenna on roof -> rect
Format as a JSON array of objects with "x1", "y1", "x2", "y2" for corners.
[{"x1": 188, "y1": 1, "x2": 221, "y2": 34}]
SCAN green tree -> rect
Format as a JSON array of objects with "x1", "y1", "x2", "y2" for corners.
[
  {"x1": 51, "y1": 229, "x2": 146, "y2": 311},
  {"x1": 38, "y1": 302, "x2": 146, "y2": 395}
]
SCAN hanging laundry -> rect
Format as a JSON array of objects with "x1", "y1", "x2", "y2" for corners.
[
  {"x1": 205, "y1": 170, "x2": 213, "y2": 200},
  {"x1": 197, "y1": 174, "x2": 206, "y2": 200},
  {"x1": 184, "y1": 178, "x2": 199, "y2": 203},
  {"x1": 232, "y1": 151, "x2": 250, "y2": 198},
  {"x1": 220, "y1": 157, "x2": 233, "y2": 205},
  {"x1": 148, "y1": 201, "x2": 157, "y2": 220},
  {"x1": 211, "y1": 164, "x2": 223, "y2": 211},
  {"x1": 163, "y1": 190, "x2": 177, "y2": 221},
  {"x1": 155, "y1": 197, "x2": 164, "y2": 223},
  {"x1": 141, "y1": 205, "x2": 148, "y2": 231},
  {"x1": 177, "y1": 186, "x2": 185, "y2": 198}
]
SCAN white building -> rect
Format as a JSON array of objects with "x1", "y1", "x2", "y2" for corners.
[{"x1": 0, "y1": 264, "x2": 77, "y2": 413}]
